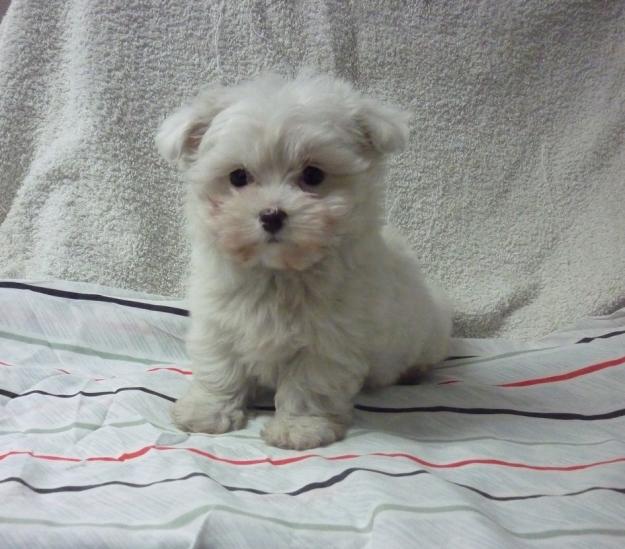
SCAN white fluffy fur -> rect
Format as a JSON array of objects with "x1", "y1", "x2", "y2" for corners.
[{"x1": 156, "y1": 74, "x2": 452, "y2": 450}]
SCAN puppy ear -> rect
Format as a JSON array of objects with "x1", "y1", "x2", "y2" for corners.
[
  {"x1": 355, "y1": 99, "x2": 410, "y2": 155},
  {"x1": 155, "y1": 86, "x2": 228, "y2": 169}
]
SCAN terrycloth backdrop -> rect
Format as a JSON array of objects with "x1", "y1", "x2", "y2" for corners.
[{"x1": 0, "y1": 0, "x2": 623, "y2": 339}]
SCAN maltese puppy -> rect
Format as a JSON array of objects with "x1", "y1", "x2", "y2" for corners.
[{"x1": 156, "y1": 74, "x2": 452, "y2": 450}]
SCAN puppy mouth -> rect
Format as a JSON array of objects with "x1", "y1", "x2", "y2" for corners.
[{"x1": 266, "y1": 235, "x2": 282, "y2": 244}]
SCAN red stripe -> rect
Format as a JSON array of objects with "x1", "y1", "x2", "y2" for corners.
[
  {"x1": 369, "y1": 453, "x2": 625, "y2": 471},
  {"x1": 85, "y1": 446, "x2": 357, "y2": 465},
  {"x1": 54, "y1": 368, "x2": 106, "y2": 380},
  {"x1": 147, "y1": 367, "x2": 192, "y2": 375},
  {"x1": 0, "y1": 451, "x2": 81, "y2": 463},
  {"x1": 498, "y1": 355, "x2": 625, "y2": 388},
  {"x1": 41, "y1": 365, "x2": 192, "y2": 379},
  {"x1": 437, "y1": 379, "x2": 461, "y2": 385},
  {"x1": 2, "y1": 445, "x2": 624, "y2": 471}
]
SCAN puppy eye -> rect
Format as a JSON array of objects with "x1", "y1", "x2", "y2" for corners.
[
  {"x1": 229, "y1": 169, "x2": 250, "y2": 188},
  {"x1": 300, "y1": 166, "x2": 325, "y2": 187}
]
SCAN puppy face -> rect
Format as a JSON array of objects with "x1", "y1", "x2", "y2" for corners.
[{"x1": 157, "y1": 74, "x2": 409, "y2": 270}]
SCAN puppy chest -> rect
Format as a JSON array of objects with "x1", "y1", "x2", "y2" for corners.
[
  {"x1": 235, "y1": 311, "x2": 302, "y2": 361},
  {"x1": 228, "y1": 299, "x2": 347, "y2": 365}
]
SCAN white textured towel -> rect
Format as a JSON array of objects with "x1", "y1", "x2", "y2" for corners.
[{"x1": 0, "y1": 1, "x2": 624, "y2": 339}]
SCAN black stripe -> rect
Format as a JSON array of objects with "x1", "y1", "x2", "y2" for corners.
[
  {"x1": 2, "y1": 284, "x2": 623, "y2": 344},
  {"x1": 353, "y1": 403, "x2": 625, "y2": 420},
  {"x1": 0, "y1": 281, "x2": 189, "y2": 317},
  {"x1": 3, "y1": 283, "x2": 622, "y2": 351},
  {"x1": 2, "y1": 387, "x2": 624, "y2": 420},
  {"x1": 252, "y1": 404, "x2": 276, "y2": 412},
  {"x1": 576, "y1": 330, "x2": 625, "y2": 344},
  {"x1": 454, "y1": 483, "x2": 625, "y2": 502},
  {"x1": 445, "y1": 330, "x2": 625, "y2": 363},
  {"x1": 0, "y1": 387, "x2": 175, "y2": 402},
  {"x1": 443, "y1": 329, "x2": 625, "y2": 364},
  {"x1": 2, "y1": 469, "x2": 624, "y2": 502}
]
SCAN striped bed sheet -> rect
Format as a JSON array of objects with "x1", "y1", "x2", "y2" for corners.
[{"x1": 0, "y1": 280, "x2": 624, "y2": 548}]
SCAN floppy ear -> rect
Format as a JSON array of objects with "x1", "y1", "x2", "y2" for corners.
[
  {"x1": 155, "y1": 86, "x2": 228, "y2": 170},
  {"x1": 355, "y1": 99, "x2": 411, "y2": 155}
]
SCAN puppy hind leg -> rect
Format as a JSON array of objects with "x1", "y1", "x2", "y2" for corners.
[
  {"x1": 365, "y1": 314, "x2": 450, "y2": 390},
  {"x1": 363, "y1": 356, "x2": 403, "y2": 390},
  {"x1": 397, "y1": 321, "x2": 452, "y2": 386},
  {"x1": 396, "y1": 363, "x2": 431, "y2": 385}
]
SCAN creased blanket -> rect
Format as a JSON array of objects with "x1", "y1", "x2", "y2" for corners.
[
  {"x1": 1, "y1": 280, "x2": 625, "y2": 547},
  {"x1": 0, "y1": 0, "x2": 623, "y2": 339}
]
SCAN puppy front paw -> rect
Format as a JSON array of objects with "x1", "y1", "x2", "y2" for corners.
[
  {"x1": 261, "y1": 415, "x2": 346, "y2": 450},
  {"x1": 172, "y1": 392, "x2": 246, "y2": 434}
]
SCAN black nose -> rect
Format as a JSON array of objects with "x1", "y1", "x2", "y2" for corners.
[{"x1": 259, "y1": 208, "x2": 287, "y2": 234}]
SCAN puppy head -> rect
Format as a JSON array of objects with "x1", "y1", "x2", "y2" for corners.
[{"x1": 156, "y1": 74, "x2": 409, "y2": 271}]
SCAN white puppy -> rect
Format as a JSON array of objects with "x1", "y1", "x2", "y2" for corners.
[{"x1": 156, "y1": 74, "x2": 452, "y2": 450}]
